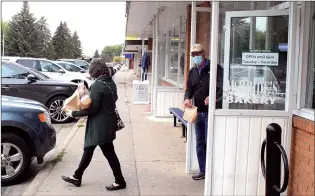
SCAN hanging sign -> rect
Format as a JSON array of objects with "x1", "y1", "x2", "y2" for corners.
[
  {"x1": 242, "y1": 52, "x2": 279, "y2": 66},
  {"x1": 133, "y1": 80, "x2": 149, "y2": 104}
]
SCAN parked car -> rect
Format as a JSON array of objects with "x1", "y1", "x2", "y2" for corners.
[
  {"x1": 1, "y1": 95, "x2": 56, "y2": 185},
  {"x1": 1, "y1": 61, "x2": 77, "y2": 123},
  {"x1": 54, "y1": 61, "x2": 86, "y2": 73},
  {"x1": 2, "y1": 57, "x2": 94, "y2": 88},
  {"x1": 56, "y1": 58, "x2": 90, "y2": 70}
]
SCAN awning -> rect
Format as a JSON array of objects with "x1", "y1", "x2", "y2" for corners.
[{"x1": 125, "y1": 1, "x2": 190, "y2": 38}]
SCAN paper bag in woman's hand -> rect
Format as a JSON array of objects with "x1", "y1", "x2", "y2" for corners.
[
  {"x1": 62, "y1": 90, "x2": 81, "y2": 111},
  {"x1": 183, "y1": 106, "x2": 198, "y2": 123}
]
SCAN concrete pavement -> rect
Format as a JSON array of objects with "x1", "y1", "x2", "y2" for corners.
[{"x1": 21, "y1": 71, "x2": 204, "y2": 196}]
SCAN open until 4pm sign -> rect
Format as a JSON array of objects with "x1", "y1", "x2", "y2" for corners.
[{"x1": 242, "y1": 52, "x2": 279, "y2": 66}]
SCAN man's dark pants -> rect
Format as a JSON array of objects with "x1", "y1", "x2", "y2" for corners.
[{"x1": 195, "y1": 112, "x2": 208, "y2": 174}]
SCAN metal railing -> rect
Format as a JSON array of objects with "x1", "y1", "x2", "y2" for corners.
[{"x1": 260, "y1": 123, "x2": 289, "y2": 196}]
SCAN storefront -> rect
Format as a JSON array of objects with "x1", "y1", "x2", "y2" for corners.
[
  {"x1": 203, "y1": 1, "x2": 314, "y2": 195},
  {"x1": 124, "y1": 1, "x2": 314, "y2": 195}
]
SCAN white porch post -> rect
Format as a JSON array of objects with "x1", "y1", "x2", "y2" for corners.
[
  {"x1": 165, "y1": 31, "x2": 170, "y2": 79},
  {"x1": 177, "y1": 16, "x2": 182, "y2": 87},
  {"x1": 186, "y1": 0, "x2": 198, "y2": 174},
  {"x1": 151, "y1": 18, "x2": 156, "y2": 112},
  {"x1": 284, "y1": 1, "x2": 298, "y2": 173},
  {"x1": 204, "y1": 1, "x2": 219, "y2": 195},
  {"x1": 141, "y1": 38, "x2": 145, "y2": 81},
  {"x1": 153, "y1": 9, "x2": 160, "y2": 116}
]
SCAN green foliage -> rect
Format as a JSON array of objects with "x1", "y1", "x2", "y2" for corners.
[
  {"x1": 3, "y1": 2, "x2": 82, "y2": 59},
  {"x1": 34, "y1": 16, "x2": 52, "y2": 57},
  {"x1": 4, "y1": 1, "x2": 39, "y2": 57},
  {"x1": 100, "y1": 44, "x2": 123, "y2": 62},
  {"x1": 71, "y1": 31, "x2": 82, "y2": 58},
  {"x1": 113, "y1": 56, "x2": 124, "y2": 63},
  {"x1": 52, "y1": 22, "x2": 73, "y2": 58},
  {"x1": 93, "y1": 49, "x2": 100, "y2": 58}
]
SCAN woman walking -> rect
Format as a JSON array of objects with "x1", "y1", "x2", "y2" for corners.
[{"x1": 62, "y1": 58, "x2": 126, "y2": 191}]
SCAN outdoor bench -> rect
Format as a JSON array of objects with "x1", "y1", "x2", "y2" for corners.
[{"x1": 169, "y1": 108, "x2": 187, "y2": 142}]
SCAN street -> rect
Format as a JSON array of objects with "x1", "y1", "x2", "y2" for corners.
[{"x1": 1, "y1": 122, "x2": 77, "y2": 196}]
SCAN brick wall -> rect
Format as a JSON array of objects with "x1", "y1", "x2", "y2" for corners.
[
  {"x1": 288, "y1": 116, "x2": 315, "y2": 196},
  {"x1": 148, "y1": 38, "x2": 153, "y2": 51}
]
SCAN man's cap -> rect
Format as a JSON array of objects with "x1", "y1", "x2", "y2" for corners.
[{"x1": 191, "y1": 43, "x2": 204, "y2": 53}]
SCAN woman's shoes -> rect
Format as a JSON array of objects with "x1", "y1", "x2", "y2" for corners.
[
  {"x1": 105, "y1": 182, "x2": 126, "y2": 191},
  {"x1": 61, "y1": 175, "x2": 82, "y2": 187},
  {"x1": 62, "y1": 175, "x2": 126, "y2": 191}
]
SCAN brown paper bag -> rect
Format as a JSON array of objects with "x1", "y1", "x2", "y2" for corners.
[
  {"x1": 183, "y1": 106, "x2": 198, "y2": 123},
  {"x1": 62, "y1": 90, "x2": 81, "y2": 111}
]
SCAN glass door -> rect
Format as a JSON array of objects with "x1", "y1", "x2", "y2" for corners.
[{"x1": 223, "y1": 9, "x2": 290, "y2": 110}]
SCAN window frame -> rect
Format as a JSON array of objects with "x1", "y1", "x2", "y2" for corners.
[
  {"x1": 293, "y1": 1, "x2": 315, "y2": 121},
  {"x1": 39, "y1": 60, "x2": 62, "y2": 73},
  {"x1": 2, "y1": 63, "x2": 32, "y2": 80}
]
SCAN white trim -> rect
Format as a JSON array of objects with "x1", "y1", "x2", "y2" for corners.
[
  {"x1": 214, "y1": 109, "x2": 290, "y2": 117},
  {"x1": 186, "y1": 0, "x2": 196, "y2": 174},
  {"x1": 223, "y1": 9, "x2": 290, "y2": 110},
  {"x1": 293, "y1": 109, "x2": 315, "y2": 121},
  {"x1": 224, "y1": 9, "x2": 289, "y2": 17},
  {"x1": 153, "y1": 11, "x2": 159, "y2": 117},
  {"x1": 205, "y1": 2, "x2": 220, "y2": 196},
  {"x1": 160, "y1": 77, "x2": 184, "y2": 89},
  {"x1": 196, "y1": 7, "x2": 211, "y2": 12}
]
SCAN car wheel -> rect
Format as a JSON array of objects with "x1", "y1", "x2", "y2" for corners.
[
  {"x1": 1, "y1": 133, "x2": 31, "y2": 185},
  {"x1": 47, "y1": 96, "x2": 71, "y2": 124}
]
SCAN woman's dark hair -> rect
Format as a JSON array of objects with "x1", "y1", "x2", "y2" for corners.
[{"x1": 88, "y1": 58, "x2": 110, "y2": 78}]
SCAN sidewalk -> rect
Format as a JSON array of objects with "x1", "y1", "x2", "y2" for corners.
[{"x1": 24, "y1": 71, "x2": 204, "y2": 196}]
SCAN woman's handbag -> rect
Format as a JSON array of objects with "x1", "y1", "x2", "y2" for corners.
[{"x1": 98, "y1": 80, "x2": 125, "y2": 131}]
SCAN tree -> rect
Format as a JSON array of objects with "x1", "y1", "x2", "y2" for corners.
[
  {"x1": 71, "y1": 31, "x2": 82, "y2": 58},
  {"x1": 1, "y1": 20, "x2": 8, "y2": 55},
  {"x1": 4, "y1": 1, "x2": 40, "y2": 57},
  {"x1": 52, "y1": 21, "x2": 73, "y2": 58},
  {"x1": 93, "y1": 49, "x2": 100, "y2": 58},
  {"x1": 34, "y1": 16, "x2": 52, "y2": 57},
  {"x1": 113, "y1": 56, "x2": 124, "y2": 63},
  {"x1": 100, "y1": 44, "x2": 123, "y2": 62}
]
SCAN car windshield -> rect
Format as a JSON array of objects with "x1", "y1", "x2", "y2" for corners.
[
  {"x1": 30, "y1": 68, "x2": 50, "y2": 79},
  {"x1": 56, "y1": 62, "x2": 82, "y2": 72}
]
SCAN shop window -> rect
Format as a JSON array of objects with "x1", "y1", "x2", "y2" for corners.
[{"x1": 157, "y1": 17, "x2": 186, "y2": 88}]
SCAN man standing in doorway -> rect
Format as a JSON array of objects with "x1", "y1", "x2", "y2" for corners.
[{"x1": 184, "y1": 43, "x2": 223, "y2": 180}]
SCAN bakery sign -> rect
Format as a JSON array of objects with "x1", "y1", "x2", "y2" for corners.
[
  {"x1": 242, "y1": 52, "x2": 279, "y2": 66},
  {"x1": 224, "y1": 79, "x2": 285, "y2": 105}
]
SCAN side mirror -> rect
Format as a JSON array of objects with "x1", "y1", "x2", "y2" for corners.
[
  {"x1": 58, "y1": 69, "x2": 65, "y2": 74},
  {"x1": 26, "y1": 74, "x2": 37, "y2": 82},
  {"x1": 80, "y1": 70, "x2": 85, "y2": 73}
]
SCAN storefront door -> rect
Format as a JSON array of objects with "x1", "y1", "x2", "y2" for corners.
[{"x1": 206, "y1": 7, "x2": 299, "y2": 195}]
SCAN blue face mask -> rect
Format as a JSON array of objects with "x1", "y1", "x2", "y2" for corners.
[{"x1": 193, "y1": 56, "x2": 203, "y2": 66}]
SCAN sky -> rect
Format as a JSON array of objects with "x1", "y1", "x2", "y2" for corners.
[{"x1": 2, "y1": 2, "x2": 127, "y2": 56}]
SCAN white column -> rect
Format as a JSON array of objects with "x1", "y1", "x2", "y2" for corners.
[
  {"x1": 177, "y1": 16, "x2": 182, "y2": 87},
  {"x1": 186, "y1": 0, "x2": 199, "y2": 174},
  {"x1": 165, "y1": 32, "x2": 170, "y2": 79},
  {"x1": 141, "y1": 38, "x2": 145, "y2": 81},
  {"x1": 204, "y1": 1, "x2": 219, "y2": 195},
  {"x1": 153, "y1": 10, "x2": 159, "y2": 116},
  {"x1": 151, "y1": 18, "x2": 156, "y2": 112},
  {"x1": 285, "y1": 2, "x2": 298, "y2": 179}
]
